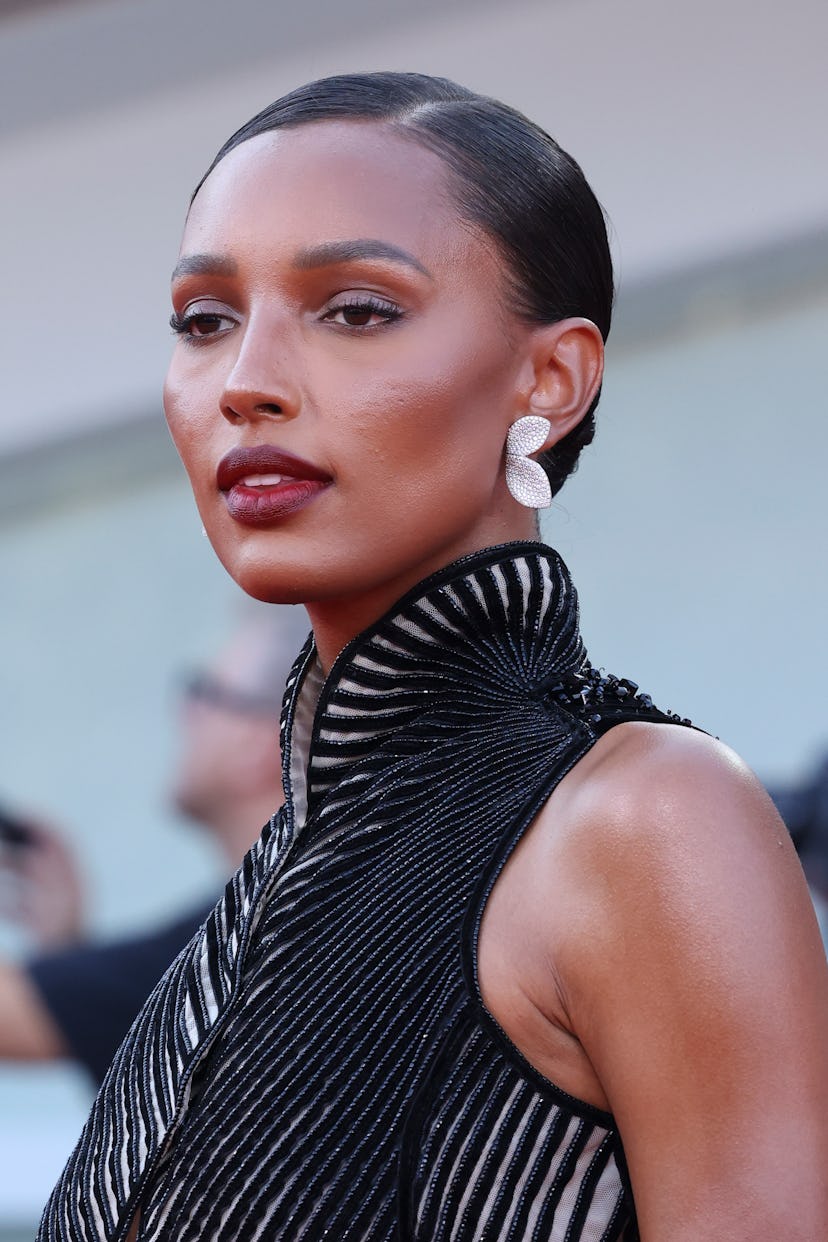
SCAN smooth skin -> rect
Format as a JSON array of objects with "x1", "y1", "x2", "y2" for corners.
[{"x1": 159, "y1": 119, "x2": 828, "y2": 1241}]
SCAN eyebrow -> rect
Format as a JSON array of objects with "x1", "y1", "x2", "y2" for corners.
[
  {"x1": 171, "y1": 254, "x2": 238, "y2": 282},
  {"x1": 170, "y1": 239, "x2": 432, "y2": 284},
  {"x1": 293, "y1": 239, "x2": 432, "y2": 279}
]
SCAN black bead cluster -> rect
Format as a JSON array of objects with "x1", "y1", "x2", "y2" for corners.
[{"x1": 546, "y1": 665, "x2": 692, "y2": 728}]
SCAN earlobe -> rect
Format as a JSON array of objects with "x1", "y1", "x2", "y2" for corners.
[
  {"x1": 502, "y1": 319, "x2": 603, "y2": 509},
  {"x1": 525, "y1": 318, "x2": 604, "y2": 448}
]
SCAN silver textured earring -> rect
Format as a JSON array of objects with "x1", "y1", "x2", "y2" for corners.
[{"x1": 505, "y1": 415, "x2": 552, "y2": 509}]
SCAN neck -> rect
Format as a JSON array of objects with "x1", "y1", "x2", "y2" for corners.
[
  {"x1": 307, "y1": 523, "x2": 541, "y2": 674},
  {"x1": 306, "y1": 592, "x2": 403, "y2": 676}
]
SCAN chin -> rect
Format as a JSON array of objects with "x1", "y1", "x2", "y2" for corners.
[
  {"x1": 208, "y1": 532, "x2": 294, "y2": 603},
  {"x1": 229, "y1": 552, "x2": 318, "y2": 604},
  {"x1": 212, "y1": 529, "x2": 345, "y2": 605},
  {"x1": 240, "y1": 577, "x2": 312, "y2": 605}
]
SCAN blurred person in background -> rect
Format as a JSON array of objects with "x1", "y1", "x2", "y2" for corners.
[
  {"x1": 0, "y1": 607, "x2": 306, "y2": 1084},
  {"x1": 770, "y1": 754, "x2": 828, "y2": 950}
]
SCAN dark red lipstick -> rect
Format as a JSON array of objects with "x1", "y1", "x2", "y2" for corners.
[{"x1": 216, "y1": 445, "x2": 332, "y2": 527}]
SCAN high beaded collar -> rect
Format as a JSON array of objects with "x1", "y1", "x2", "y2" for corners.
[{"x1": 280, "y1": 542, "x2": 587, "y2": 827}]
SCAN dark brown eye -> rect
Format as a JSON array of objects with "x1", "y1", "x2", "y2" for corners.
[
  {"x1": 189, "y1": 315, "x2": 225, "y2": 336},
  {"x1": 324, "y1": 295, "x2": 402, "y2": 330},
  {"x1": 340, "y1": 307, "x2": 375, "y2": 327},
  {"x1": 170, "y1": 310, "x2": 235, "y2": 340}
]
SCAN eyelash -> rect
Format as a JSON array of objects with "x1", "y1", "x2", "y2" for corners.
[
  {"x1": 170, "y1": 295, "x2": 403, "y2": 342},
  {"x1": 322, "y1": 294, "x2": 403, "y2": 330},
  {"x1": 169, "y1": 310, "x2": 232, "y2": 342}
]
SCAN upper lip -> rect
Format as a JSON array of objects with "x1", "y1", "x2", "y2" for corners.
[{"x1": 216, "y1": 445, "x2": 332, "y2": 490}]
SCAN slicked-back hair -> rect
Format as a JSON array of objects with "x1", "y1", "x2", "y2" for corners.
[{"x1": 194, "y1": 72, "x2": 614, "y2": 498}]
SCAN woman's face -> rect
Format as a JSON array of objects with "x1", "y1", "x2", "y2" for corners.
[{"x1": 165, "y1": 121, "x2": 540, "y2": 620}]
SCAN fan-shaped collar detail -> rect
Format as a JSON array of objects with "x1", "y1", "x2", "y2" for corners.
[{"x1": 282, "y1": 543, "x2": 586, "y2": 823}]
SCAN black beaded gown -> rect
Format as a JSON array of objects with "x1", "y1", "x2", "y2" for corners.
[{"x1": 40, "y1": 542, "x2": 692, "y2": 1242}]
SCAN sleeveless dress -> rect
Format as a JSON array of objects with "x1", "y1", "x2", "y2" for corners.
[{"x1": 40, "y1": 542, "x2": 692, "y2": 1241}]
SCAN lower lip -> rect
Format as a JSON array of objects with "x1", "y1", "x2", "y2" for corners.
[{"x1": 222, "y1": 480, "x2": 330, "y2": 527}]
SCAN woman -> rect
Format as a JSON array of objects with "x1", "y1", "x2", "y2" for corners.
[{"x1": 41, "y1": 73, "x2": 828, "y2": 1242}]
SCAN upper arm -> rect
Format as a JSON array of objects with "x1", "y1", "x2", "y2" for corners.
[
  {"x1": 0, "y1": 959, "x2": 68, "y2": 1060},
  {"x1": 546, "y1": 724, "x2": 828, "y2": 1242}
]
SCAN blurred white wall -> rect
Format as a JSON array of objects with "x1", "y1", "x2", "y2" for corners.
[{"x1": 1, "y1": 0, "x2": 826, "y2": 1231}]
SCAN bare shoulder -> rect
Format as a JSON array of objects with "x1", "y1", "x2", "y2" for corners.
[
  {"x1": 533, "y1": 719, "x2": 826, "y2": 1037},
  {"x1": 544, "y1": 720, "x2": 802, "y2": 892},
  {"x1": 562, "y1": 718, "x2": 778, "y2": 825},
  {"x1": 531, "y1": 721, "x2": 828, "y2": 1239}
]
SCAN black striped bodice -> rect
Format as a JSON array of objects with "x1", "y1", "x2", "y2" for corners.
[{"x1": 41, "y1": 543, "x2": 689, "y2": 1241}]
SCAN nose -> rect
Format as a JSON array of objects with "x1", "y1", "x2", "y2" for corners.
[{"x1": 220, "y1": 316, "x2": 301, "y2": 426}]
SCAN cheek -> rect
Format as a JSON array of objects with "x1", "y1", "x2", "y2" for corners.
[
  {"x1": 163, "y1": 365, "x2": 219, "y2": 494},
  {"x1": 335, "y1": 334, "x2": 511, "y2": 487}
]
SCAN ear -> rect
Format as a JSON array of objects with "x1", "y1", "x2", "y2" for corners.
[{"x1": 518, "y1": 318, "x2": 604, "y2": 449}]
